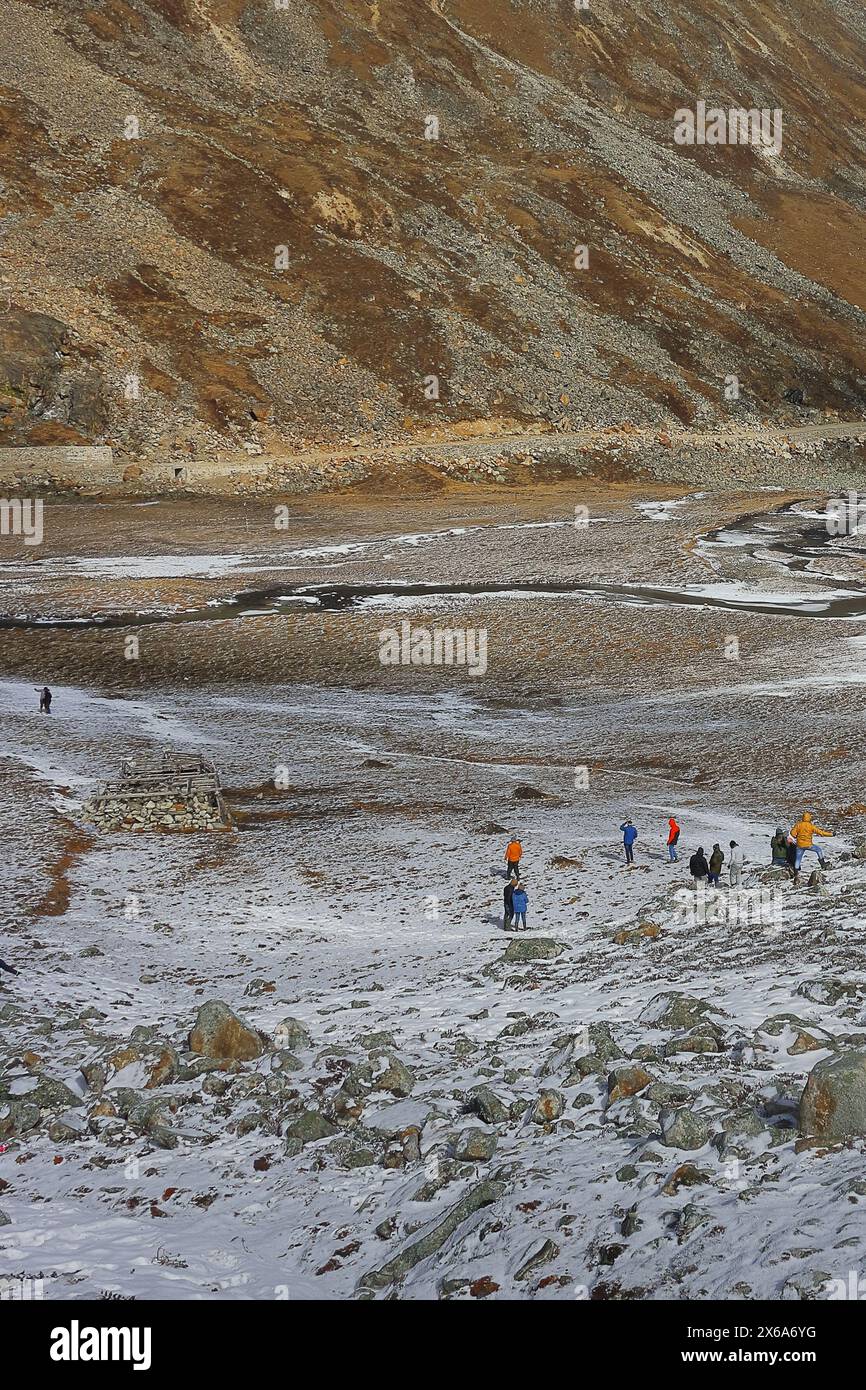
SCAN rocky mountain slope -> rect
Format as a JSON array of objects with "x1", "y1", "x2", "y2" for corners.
[{"x1": 1, "y1": 0, "x2": 866, "y2": 463}]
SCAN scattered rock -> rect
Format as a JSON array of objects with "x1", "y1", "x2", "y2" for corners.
[
  {"x1": 660, "y1": 1107, "x2": 711, "y2": 1151},
  {"x1": 283, "y1": 1110, "x2": 340, "y2": 1145},
  {"x1": 640, "y1": 992, "x2": 720, "y2": 1031},
  {"x1": 273, "y1": 1017, "x2": 312, "y2": 1051},
  {"x1": 531, "y1": 1090, "x2": 564, "y2": 1124},
  {"x1": 358, "y1": 1180, "x2": 505, "y2": 1291},
  {"x1": 466, "y1": 1086, "x2": 508, "y2": 1125},
  {"x1": 455, "y1": 1128, "x2": 497, "y2": 1162},
  {"x1": 514, "y1": 1238, "x2": 559, "y2": 1281},
  {"x1": 608, "y1": 1065, "x2": 654, "y2": 1102}
]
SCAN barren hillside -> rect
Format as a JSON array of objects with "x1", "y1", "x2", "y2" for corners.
[{"x1": 1, "y1": 0, "x2": 865, "y2": 463}]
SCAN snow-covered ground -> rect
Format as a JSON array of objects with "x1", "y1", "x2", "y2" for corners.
[{"x1": 2, "y1": 674, "x2": 866, "y2": 1301}]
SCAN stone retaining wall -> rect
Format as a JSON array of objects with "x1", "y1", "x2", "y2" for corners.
[
  {"x1": 0, "y1": 446, "x2": 270, "y2": 492},
  {"x1": 83, "y1": 791, "x2": 230, "y2": 832},
  {"x1": 0, "y1": 445, "x2": 116, "y2": 484},
  {"x1": 1, "y1": 435, "x2": 865, "y2": 498}
]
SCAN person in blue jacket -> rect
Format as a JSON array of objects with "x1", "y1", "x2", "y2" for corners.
[
  {"x1": 620, "y1": 818, "x2": 638, "y2": 865},
  {"x1": 511, "y1": 881, "x2": 528, "y2": 930}
]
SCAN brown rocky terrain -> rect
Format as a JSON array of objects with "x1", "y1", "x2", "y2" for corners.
[{"x1": 1, "y1": 0, "x2": 866, "y2": 468}]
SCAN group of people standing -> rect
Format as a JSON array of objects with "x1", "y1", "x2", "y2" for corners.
[
  {"x1": 619, "y1": 811, "x2": 834, "y2": 886},
  {"x1": 688, "y1": 840, "x2": 744, "y2": 888},
  {"x1": 498, "y1": 811, "x2": 836, "y2": 931}
]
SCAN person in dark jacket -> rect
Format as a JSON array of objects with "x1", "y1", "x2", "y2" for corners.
[
  {"x1": 503, "y1": 876, "x2": 516, "y2": 930},
  {"x1": 511, "y1": 881, "x2": 528, "y2": 930},
  {"x1": 770, "y1": 828, "x2": 788, "y2": 866},
  {"x1": 620, "y1": 818, "x2": 638, "y2": 865},
  {"x1": 36, "y1": 686, "x2": 52, "y2": 713},
  {"x1": 786, "y1": 834, "x2": 798, "y2": 878},
  {"x1": 707, "y1": 843, "x2": 724, "y2": 885},
  {"x1": 689, "y1": 847, "x2": 709, "y2": 886}
]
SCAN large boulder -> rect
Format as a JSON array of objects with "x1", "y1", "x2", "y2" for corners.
[
  {"x1": 800, "y1": 1049, "x2": 866, "y2": 1140},
  {"x1": 502, "y1": 938, "x2": 568, "y2": 963},
  {"x1": 188, "y1": 1001, "x2": 263, "y2": 1061},
  {"x1": 639, "y1": 992, "x2": 720, "y2": 1031}
]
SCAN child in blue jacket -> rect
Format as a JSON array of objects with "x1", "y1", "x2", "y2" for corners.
[{"x1": 511, "y1": 882, "x2": 528, "y2": 930}]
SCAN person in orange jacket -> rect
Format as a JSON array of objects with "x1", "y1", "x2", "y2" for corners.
[
  {"x1": 667, "y1": 816, "x2": 680, "y2": 862},
  {"x1": 790, "y1": 812, "x2": 833, "y2": 873},
  {"x1": 505, "y1": 836, "x2": 522, "y2": 878}
]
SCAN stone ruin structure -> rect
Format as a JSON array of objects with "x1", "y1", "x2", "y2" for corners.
[{"x1": 83, "y1": 752, "x2": 230, "y2": 832}]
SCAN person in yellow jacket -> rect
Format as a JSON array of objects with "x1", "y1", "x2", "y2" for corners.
[{"x1": 790, "y1": 812, "x2": 833, "y2": 873}]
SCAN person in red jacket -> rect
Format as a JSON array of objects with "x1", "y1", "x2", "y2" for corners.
[{"x1": 667, "y1": 816, "x2": 680, "y2": 863}]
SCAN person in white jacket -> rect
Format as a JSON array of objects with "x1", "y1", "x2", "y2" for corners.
[{"x1": 728, "y1": 840, "x2": 744, "y2": 888}]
